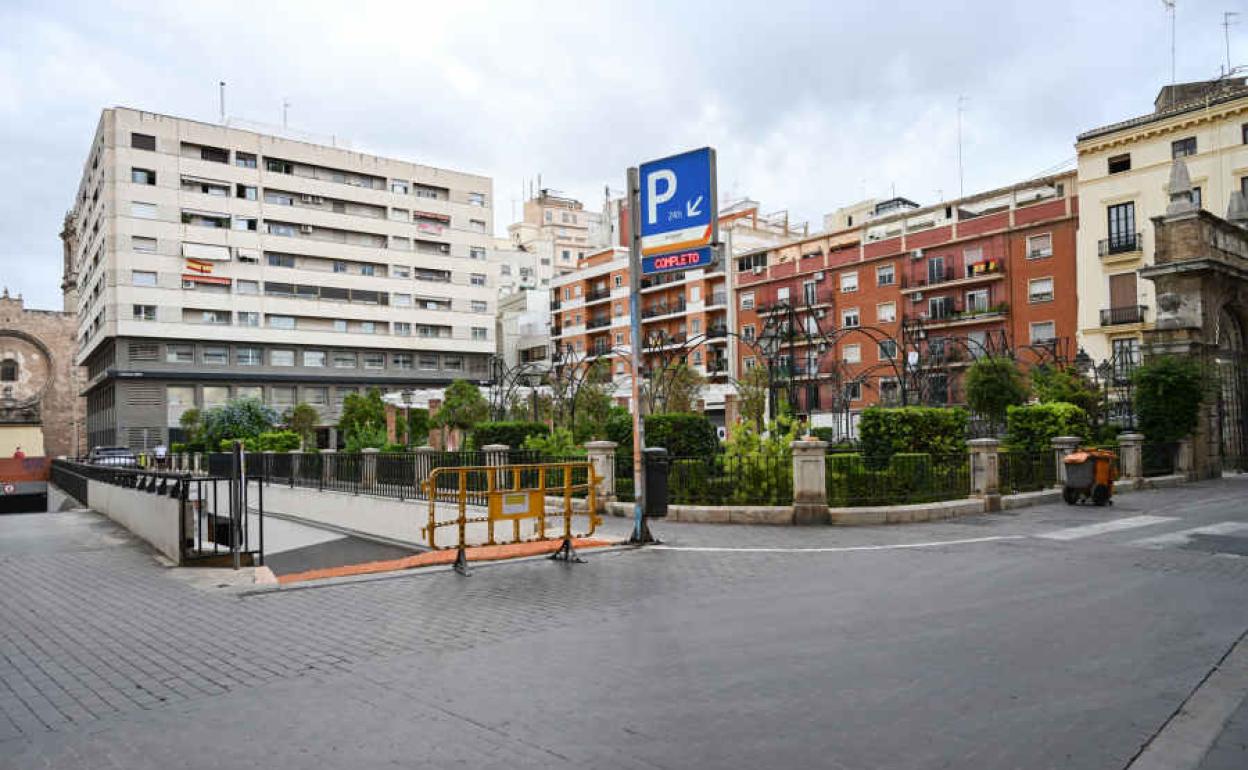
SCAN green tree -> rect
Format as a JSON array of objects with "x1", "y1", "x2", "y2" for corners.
[
  {"x1": 337, "y1": 388, "x2": 386, "y2": 441},
  {"x1": 401, "y1": 407, "x2": 430, "y2": 447},
  {"x1": 283, "y1": 403, "x2": 320, "y2": 450},
  {"x1": 521, "y1": 426, "x2": 582, "y2": 457},
  {"x1": 344, "y1": 421, "x2": 388, "y2": 452},
  {"x1": 201, "y1": 398, "x2": 278, "y2": 449},
  {"x1": 435, "y1": 380, "x2": 489, "y2": 448},
  {"x1": 965, "y1": 356, "x2": 1027, "y2": 430},
  {"x1": 179, "y1": 408, "x2": 204, "y2": 449},
  {"x1": 572, "y1": 377, "x2": 614, "y2": 443},
  {"x1": 736, "y1": 365, "x2": 770, "y2": 431},
  {"x1": 1133, "y1": 356, "x2": 1204, "y2": 442}
]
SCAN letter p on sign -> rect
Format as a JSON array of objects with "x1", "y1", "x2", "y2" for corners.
[{"x1": 646, "y1": 169, "x2": 676, "y2": 225}]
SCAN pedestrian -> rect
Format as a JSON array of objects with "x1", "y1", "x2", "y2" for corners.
[
  {"x1": 12, "y1": 445, "x2": 25, "y2": 460},
  {"x1": 153, "y1": 443, "x2": 168, "y2": 469}
]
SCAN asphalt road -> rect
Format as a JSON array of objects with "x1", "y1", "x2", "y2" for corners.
[{"x1": 2, "y1": 478, "x2": 1248, "y2": 769}]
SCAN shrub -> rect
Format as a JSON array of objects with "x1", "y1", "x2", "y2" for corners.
[
  {"x1": 471, "y1": 421, "x2": 550, "y2": 449},
  {"x1": 965, "y1": 356, "x2": 1027, "y2": 428},
  {"x1": 255, "y1": 430, "x2": 301, "y2": 452},
  {"x1": 283, "y1": 403, "x2": 320, "y2": 450},
  {"x1": 1133, "y1": 356, "x2": 1204, "y2": 442},
  {"x1": 344, "y1": 422, "x2": 388, "y2": 453},
  {"x1": 1005, "y1": 402, "x2": 1088, "y2": 454},
  {"x1": 858, "y1": 407, "x2": 968, "y2": 459},
  {"x1": 521, "y1": 427, "x2": 583, "y2": 457},
  {"x1": 643, "y1": 413, "x2": 720, "y2": 457},
  {"x1": 202, "y1": 397, "x2": 278, "y2": 449},
  {"x1": 605, "y1": 407, "x2": 633, "y2": 446}
]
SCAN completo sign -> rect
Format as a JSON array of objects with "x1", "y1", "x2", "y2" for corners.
[{"x1": 641, "y1": 246, "x2": 714, "y2": 275}]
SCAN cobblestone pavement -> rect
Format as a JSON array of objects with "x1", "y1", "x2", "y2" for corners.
[{"x1": 1, "y1": 478, "x2": 1247, "y2": 768}]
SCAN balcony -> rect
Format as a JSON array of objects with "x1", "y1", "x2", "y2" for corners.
[
  {"x1": 586, "y1": 315, "x2": 611, "y2": 330},
  {"x1": 706, "y1": 325, "x2": 728, "y2": 339},
  {"x1": 550, "y1": 299, "x2": 562, "y2": 311},
  {"x1": 1099, "y1": 304, "x2": 1147, "y2": 326},
  {"x1": 1098, "y1": 233, "x2": 1142, "y2": 258},
  {"x1": 641, "y1": 300, "x2": 687, "y2": 319},
  {"x1": 901, "y1": 259, "x2": 1005, "y2": 293},
  {"x1": 586, "y1": 287, "x2": 612, "y2": 302},
  {"x1": 707, "y1": 291, "x2": 728, "y2": 307},
  {"x1": 587, "y1": 344, "x2": 612, "y2": 358}
]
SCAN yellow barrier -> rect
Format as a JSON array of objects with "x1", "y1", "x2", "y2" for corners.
[{"x1": 421, "y1": 462, "x2": 601, "y2": 574}]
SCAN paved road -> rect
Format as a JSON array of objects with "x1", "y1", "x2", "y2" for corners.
[{"x1": 2, "y1": 478, "x2": 1247, "y2": 768}]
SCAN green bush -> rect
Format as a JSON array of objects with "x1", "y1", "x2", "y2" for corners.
[
  {"x1": 521, "y1": 427, "x2": 583, "y2": 457},
  {"x1": 1133, "y1": 356, "x2": 1204, "y2": 443},
  {"x1": 858, "y1": 407, "x2": 968, "y2": 459},
  {"x1": 965, "y1": 356, "x2": 1028, "y2": 428},
  {"x1": 255, "y1": 430, "x2": 301, "y2": 452},
  {"x1": 471, "y1": 421, "x2": 550, "y2": 449},
  {"x1": 613, "y1": 413, "x2": 719, "y2": 457},
  {"x1": 1005, "y1": 402, "x2": 1088, "y2": 454}
]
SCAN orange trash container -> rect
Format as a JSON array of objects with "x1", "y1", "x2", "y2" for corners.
[{"x1": 1062, "y1": 449, "x2": 1118, "y2": 507}]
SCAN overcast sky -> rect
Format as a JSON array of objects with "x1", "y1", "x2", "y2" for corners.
[{"x1": 0, "y1": 0, "x2": 1242, "y2": 309}]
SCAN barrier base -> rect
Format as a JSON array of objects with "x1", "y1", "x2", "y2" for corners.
[
  {"x1": 549, "y1": 537, "x2": 585, "y2": 564},
  {"x1": 452, "y1": 546, "x2": 471, "y2": 576},
  {"x1": 628, "y1": 519, "x2": 661, "y2": 545}
]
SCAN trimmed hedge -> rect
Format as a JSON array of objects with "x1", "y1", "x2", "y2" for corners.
[
  {"x1": 858, "y1": 407, "x2": 968, "y2": 459},
  {"x1": 1005, "y1": 402, "x2": 1088, "y2": 454},
  {"x1": 471, "y1": 421, "x2": 550, "y2": 449},
  {"x1": 613, "y1": 413, "x2": 720, "y2": 457}
]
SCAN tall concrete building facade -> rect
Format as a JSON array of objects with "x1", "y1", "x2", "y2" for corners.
[
  {"x1": 67, "y1": 107, "x2": 498, "y2": 450},
  {"x1": 508, "y1": 189, "x2": 604, "y2": 283}
]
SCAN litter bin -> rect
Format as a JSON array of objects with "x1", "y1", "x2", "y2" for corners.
[
  {"x1": 643, "y1": 447, "x2": 669, "y2": 518},
  {"x1": 1062, "y1": 448, "x2": 1117, "y2": 507}
]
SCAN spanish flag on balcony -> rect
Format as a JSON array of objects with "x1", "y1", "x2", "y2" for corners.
[{"x1": 185, "y1": 258, "x2": 213, "y2": 274}]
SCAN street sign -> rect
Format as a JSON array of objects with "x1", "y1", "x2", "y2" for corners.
[
  {"x1": 641, "y1": 245, "x2": 714, "y2": 276},
  {"x1": 639, "y1": 147, "x2": 717, "y2": 257}
]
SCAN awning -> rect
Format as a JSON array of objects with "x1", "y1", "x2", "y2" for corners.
[
  {"x1": 180, "y1": 174, "x2": 230, "y2": 187},
  {"x1": 182, "y1": 274, "x2": 231, "y2": 285},
  {"x1": 414, "y1": 210, "x2": 451, "y2": 223},
  {"x1": 182, "y1": 242, "x2": 231, "y2": 261}
]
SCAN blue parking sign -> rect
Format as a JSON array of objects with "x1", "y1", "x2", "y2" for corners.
[{"x1": 638, "y1": 147, "x2": 717, "y2": 257}]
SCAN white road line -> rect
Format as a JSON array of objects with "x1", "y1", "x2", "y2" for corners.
[
  {"x1": 649, "y1": 535, "x2": 1026, "y2": 554},
  {"x1": 1036, "y1": 515, "x2": 1177, "y2": 542},
  {"x1": 1129, "y1": 521, "x2": 1248, "y2": 549}
]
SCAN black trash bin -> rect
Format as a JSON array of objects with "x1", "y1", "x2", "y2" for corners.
[{"x1": 643, "y1": 447, "x2": 669, "y2": 518}]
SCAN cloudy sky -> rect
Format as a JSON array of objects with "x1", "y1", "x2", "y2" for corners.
[{"x1": 0, "y1": 0, "x2": 1241, "y2": 309}]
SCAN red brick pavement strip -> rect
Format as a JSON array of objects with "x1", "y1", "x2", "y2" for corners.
[{"x1": 275, "y1": 538, "x2": 619, "y2": 584}]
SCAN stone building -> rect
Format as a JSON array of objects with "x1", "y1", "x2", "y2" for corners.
[{"x1": 0, "y1": 289, "x2": 85, "y2": 458}]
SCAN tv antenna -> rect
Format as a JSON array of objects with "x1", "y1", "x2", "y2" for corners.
[
  {"x1": 956, "y1": 95, "x2": 968, "y2": 199},
  {"x1": 1224, "y1": 11, "x2": 1240, "y2": 76},
  {"x1": 1162, "y1": 1, "x2": 1176, "y2": 100}
]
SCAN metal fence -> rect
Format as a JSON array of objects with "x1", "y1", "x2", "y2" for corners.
[
  {"x1": 1143, "y1": 442, "x2": 1179, "y2": 477},
  {"x1": 825, "y1": 453, "x2": 970, "y2": 506},
  {"x1": 665, "y1": 454, "x2": 793, "y2": 506},
  {"x1": 998, "y1": 450, "x2": 1056, "y2": 493}
]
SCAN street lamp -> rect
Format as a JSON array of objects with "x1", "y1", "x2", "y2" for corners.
[{"x1": 399, "y1": 388, "x2": 417, "y2": 449}]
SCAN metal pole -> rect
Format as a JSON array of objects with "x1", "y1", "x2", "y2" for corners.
[{"x1": 626, "y1": 167, "x2": 650, "y2": 544}]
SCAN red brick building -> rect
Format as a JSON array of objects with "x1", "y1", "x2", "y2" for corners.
[{"x1": 733, "y1": 172, "x2": 1078, "y2": 436}]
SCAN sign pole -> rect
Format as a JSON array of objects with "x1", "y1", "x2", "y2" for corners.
[{"x1": 626, "y1": 166, "x2": 652, "y2": 544}]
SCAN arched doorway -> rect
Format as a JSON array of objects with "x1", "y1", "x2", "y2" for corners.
[{"x1": 1213, "y1": 307, "x2": 1248, "y2": 470}]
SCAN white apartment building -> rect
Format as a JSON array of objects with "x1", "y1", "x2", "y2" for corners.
[{"x1": 67, "y1": 107, "x2": 498, "y2": 450}]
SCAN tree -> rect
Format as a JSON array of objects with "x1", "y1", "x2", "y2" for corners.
[
  {"x1": 1134, "y1": 356, "x2": 1204, "y2": 442},
  {"x1": 1031, "y1": 365, "x2": 1100, "y2": 413},
  {"x1": 201, "y1": 398, "x2": 278, "y2": 450},
  {"x1": 572, "y1": 376, "x2": 614, "y2": 443},
  {"x1": 179, "y1": 408, "x2": 204, "y2": 449},
  {"x1": 965, "y1": 356, "x2": 1027, "y2": 431},
  {"x1": 284, "y1": 403, "x2": 320, "y2": 450},
  {"x1": 435, "y1": 380, "x2": 489, "y2": 449},
  {"x1": 736, "y1": 365, "x2": 770, "y2": 431},
  {"x1": 338, "y1": 388, "x2": 385, "y2": 440}
]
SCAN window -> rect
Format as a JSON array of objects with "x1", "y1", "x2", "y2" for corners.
[
  {"x1": 470, "y1": 273, "x2": 486, "y2": 286},
  {"x1": 876, "y1": 302, "x2": 896, "y2": 323},
  {"x1": 203, "y1": 386, "x2": 230, "y2": 408},
  {"x1": 1112, "y1": 338, "x2": 1141, "y2": 379},
  {"x1": 333, "y1": 319, "x2": 348, "y2": 333},
  {"x1": 131, "y1": 168, "x2": 155, "y2": 185},
  {"x1": 393, "y1": 353, "x2": 413, "y2": 370},
  {"x1": 545, "y1": 211, "x2": 553, "y2": 222},
  {"x1": 393, "y1": 293, "x2": 412, "y2": 307},
  {"x1": 268, "y1": 349, "x2": 293, "y2": 367},
  {"x1": 298, "y1": 386, "x2": 325, "y2": 407},
  {"x1": 132, "y1": 235, "x2": 157, "y2": 253},
  {"x1": 265, "y1": 191, "x2": 294, "y2": 206},
  {"x1": 929, "y1": 296, "x2": 954, "y2": 319},
  {"x1": 840, "y1": 271, "x2": 858, "y2": 292},
  {"x1": 131, "y1": 133, "x2": 156, "y2": 151},
  {"x1": 334, "y1": 352, "x2": 357, "y2": 369},
  {"x1": 845, "y1": 381, "x2": 863, "y2": 402},
  {"x1": 1192, "y1": 186, "x2": 1202, "y2": 209},
  {"x1": 1108, "y1": 154, "x2": 1131, "y2": 174},
  {"x1": 236, "y1": 184, "x2": 257, "y2": 200},
  {"x1": 841, "y1": 308, "x2": 860, "y2": 328},
  {"x1": 166, "y1": 344, "x2": 193, "y2": 363},
  {"x1": 267, "y1": 253, "x2": 296, "y2": 268},
  {"x1": 471, "y1": 327, "x2": 489, "y2": 342},
  {"x1": 776, "y1": 286, "x2": 790, "y2": 303},
  {"x1": 471, "y1": 300, "x2": 488, "y2": 313},
  {"x1": 238, "y1": 312, "x2": 260, "y2": 327},
  {"x1": 743, "y1": 324, "x2": 756, "y2": 341},
  {"x1": 467, "y1": 192, "x2": 486, "y2": 207},
  {"x1": 202, "y1": 346, "x2": 229, "y2": 364},
  {"x1": 132, "y1": 270, "x2": 157, "y2": 287},
  {"x1": 469, "y1": 246, "x2": 486, "y2": 260},
  {"x1": 469, "y1": 220, "x2": 486, "y2": 234},
  {"x1": 1243, "y1": 123, "x2": 1248, "y2": 144},
  {"x1": 741, "y1": 291, "x2": 755, "y2": 310},
  {"x1": 876, "y1": 264, "x2": 895, "y2": 286},
  {"x1": 391, "y1": 180, "x2": 409, "y2": 194},
  {"x1": 232, "y1": 216, "x2": 258, "y2": 231},
  {"x1": 236, "y1": 280, "x2": 259, "y2": 295},
  {"x1": 803, "y1": 281, "x2": 818, "y2": 305},
  {"x1": 843, "y1": 344, "x2": 861, "y2": 364},
  {"x1": 363, "y1": 353, "x2": 385, "y2": 370},
  {"x1": 132, "y1": 304, "x2": 156, "y2": 321},
  {"x1": 1107, "y1": 202, "x2": 1136, "y2": 251},
  {"x1": 303, "y1": 350, "x2": 326, "y2": 368},
  {"x1": 268, "y1": 315, "x2": 295, "y2": 330},
  {"x1": 270, "y1": 386, "x2": 296, "y2": 407},
  {"x1": 1027, "y1": 233, "x2": 1052, "y2": 259},
  {"x1": 614, "y1": 303, "x2": 624, "y2": 317},
  {"x1": 878, "y1": 340, "x2": 897, "y2": 360},
  {"x1": 394, "y1": 322, "x2": 411, "y2": 336},
  {"x1": 561, "y1": 250, "x2": 571, "y2": 261},
  {"x1": 1171, "y1": 136, "x2": 1197, "y2": 158},
  {"x1": 743, "y1": 357, "x2": 756, "y2": 370},
  {"x1": 615, "y1": 332, "x2": 625, "y2": 345},
  {"x1": 419, "y1": 354, "x2": 439, "y2": 370},
  {"x1": 235, "y1": 152, "x2": 257, "y2": 168},
  {"x1": 443, "y1": 355, "x2": 464, "y2": 371},
  {"x1": 131, "y1": 202, "x2": 158, "y2": 219},
  {"x1": 1030, "y1": 321, "x2": 1056, "y2": 344},
  {"x1": 200, "y1": 310, "x2": 229, "y2": 325},
  {"x1": 236, "y1": 347, "x2": 262, "y2": 366},
  {"x1": 267, "y1": 222, "x2": 296, "y2": 237},
  {"x1": 1029, "y1": 277, "x2": 1054, "y2": 303},
  {"x1": 359, "y1": 321, "x2": 377, "y2": 334},
  {"x1": 965, "y1": 289, "x2": 989, "y2": 314},
  {"x1": 614, "y1": 275, "x2": 623, "y2": 287}
]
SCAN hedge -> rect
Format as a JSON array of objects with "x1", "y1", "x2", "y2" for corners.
[
  {"x1": 1005, "y1": 402, "x2": 1088, "y2": 454},
  {"x1": 857, "y1": 407, "x2": 968, "y2": 459},
  {"x1": 613, "y1": 413, "x2": 719, "y2": 457},
  {"x1": 471, "y1": 421, "x2": 550, "y2": 449}
]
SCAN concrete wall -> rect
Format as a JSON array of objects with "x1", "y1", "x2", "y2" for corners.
[
  {"x1": 262, "y1": 483, "x2": 426, "y2": 546},
  {"x1": 87, "y1": 479, "x2": 182, "y2": 563}
]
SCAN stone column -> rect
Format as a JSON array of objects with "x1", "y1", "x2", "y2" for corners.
[
  {"x1": 361, "y1": 447, "x2": 379, "y2": 490},
  {"x1": 1177, "y1": 437, "x2": 1195, "y2": 479},
  {"x1": 319, "y1": 448, "x2": 335, "y2": 489},
  {"x1": 1051, "y1": 436, "x2": 1081, "y2": 488},
  {"x1": 585, "y1": 440, "x2": 618, "y2": 509},
  {"x1": 1118, "y1": 432, "x2": 1144, "y2": 480},
  {"x1": 414, "y1": 445, "x2": 436, "y2": 495},
  {"x1": 384, "y1": 403, "x2": 398, "y2": 445},
  {"x1": 968, "y1": 439, "x2": 1000, "y2": 504},
  {"x1": 482, "y1": 444, "x2": 509, "y2": 491},
  {"x1": 791, "y1": 438, "x2": 829, "y2": 525}
]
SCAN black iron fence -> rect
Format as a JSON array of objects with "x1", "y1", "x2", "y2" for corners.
[
  {"x1": 1143, "y1": 442, "x2": 1180, "y2": 477},
  {"x1": 825, "y1": 453, "x2": 970, "y2": 506},
  {"x1": 664, "y1": 454, "x2": 793, "y2": 506},
  {"x1": 998, "y1": 450, "x2": 1056, "y2": 493}
]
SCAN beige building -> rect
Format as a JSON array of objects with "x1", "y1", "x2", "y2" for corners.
[
  {"x1": 0, "y1": 290, "x2": 85, "y2": 458},
  {"x1": 508, "y1": 189, "x2": 604, "y2": 282},
  {"x1": 67, "y1": 107, "x2": 498, "y2": 450},
  {"x1": 1075, "y1": 78, "x2": 1248, "y2": 365}
]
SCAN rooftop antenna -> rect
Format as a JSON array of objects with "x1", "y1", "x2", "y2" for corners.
[
  {"x1": 1225, "y1": 11, "x2": 1241, "y2": 76},
  {"x1": 218, "y1": 81, "x2": 226, "y2": 124},
  {"x1": 1162, "y1": 1, "x2": 1176, "y2": 102},
  {"x1": 956, "y1": 95, "x2": 968, "y2": 199},
  {"x1": 282, "y1": 98, "x2": 290, "y2": 128}
]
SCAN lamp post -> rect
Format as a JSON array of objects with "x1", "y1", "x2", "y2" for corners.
[{"x1": 399, "y1": 388, "x2": 417, "y2": 449}]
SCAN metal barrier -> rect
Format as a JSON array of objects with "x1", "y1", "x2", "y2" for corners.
[{"x1": 421, "y1": 461, "x2": 600, "y2": 575}]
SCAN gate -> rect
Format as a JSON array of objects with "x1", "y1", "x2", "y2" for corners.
[{"x1": 1216, "y1": 351, "x2": 1248, "y2": 472}]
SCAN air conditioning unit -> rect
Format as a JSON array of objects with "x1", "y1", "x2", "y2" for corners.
[
  {"x1": 911, "y1": 248, "x2": 924, "y2": 260},
  {"x1": 300, "y1": 194, "x2": 313, "y2": 203},
  {"x1": 913, "y1": 292, "x2": 924, "y2": 301},
  {"x1": 752, "y1": 266, "x2": 764, "y2": 275},
  {"x1": 439, "y1": 244, "x2": 450, "y2": 253},
  {"x1": 299, "y1": 224, "x2": 314, "y2": 234},
  {"x1": 814, "y1": 271, "x2": 825, "y2": 281}
]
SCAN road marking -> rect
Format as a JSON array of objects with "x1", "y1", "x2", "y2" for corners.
[
  {"x1": 1129, "y1": 521, "x2": 1248, "y2": 549},
  {"x1": 1036, "y1": 515, "x2": 1177, "y2": 541},
  {"x1": 649, "y1": 535, "x2": 1025, "y2": 554}
]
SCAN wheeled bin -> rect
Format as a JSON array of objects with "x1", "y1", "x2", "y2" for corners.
[{"x1": 1062, "y1": 449, "x2": 1118, "y2": 506}]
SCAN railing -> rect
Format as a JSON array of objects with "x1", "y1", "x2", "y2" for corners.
[
  {"x1": 1143, "y1": 442, "x2": 1179, "y2": 477},
  {"x1": 825, "y1": 453, "x2": 970, "y2": 506},
  {"x1": 642, "y1": 300, "x2": 687, "y2": 319},
  {"x1": 706, "y1": 325, "x2": 728, "y2": 339},
  {"x1": 586, "y1": 288, "x2": 611, "y2": 301},
  {"x1": 708, "y1": 292, "x2": 728, "y2": 306},
  {"x1": 1100, "y1": 305, "x2": 1147, "y2": 326},
  {"x1": 1098, "y1": 233, "x2": 1142, "y2": 257},
  {"x1": 665, "y1": 454, "x2": 793, "y2": 506},
  {"x1": 998, "y1": 450, "x2": 1056, "y2": 493},
  {"x1": 586, "y1": 315, "x2": 611, "y2": 329}
]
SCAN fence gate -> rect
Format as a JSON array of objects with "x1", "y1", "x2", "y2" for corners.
[{"x1": 1216, "y1": 351, "x2": 1248, "y2": 472}]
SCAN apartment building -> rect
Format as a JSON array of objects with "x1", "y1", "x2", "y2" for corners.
[
  {"x1": 67, "y1": 107, "x2": 498, "y2": 450},
  {"x1": 508, "y1": 189, "x2": 604, "y2": 281},
  {"x1": 734, "y1": 173, "x2": 1078, "y2": 434},
  {"x1": 1074, "y1": 78, "x2": 1248, "y2": 365}
]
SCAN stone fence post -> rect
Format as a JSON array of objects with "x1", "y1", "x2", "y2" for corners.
[
  {"x1": 791, "y1": 438, "x2": 829, "y2": 525},
  {"x1": 319, "y1": 448, "x2": 335, "y2": 489},
  {"x1": 288, "y1": 449, "x2": 301, "y2": 483},
  {"x1": 585, "y1": 440, "x2": 618, "y2": 510},
  {"x1": 968, "y1": 438, "x2": 1000, "y2": 503},
  {"x1": 1051, "y1": 436, "x2": 1081, "y2": 488},
  {"x1": 361, "y1": 447, "x2": 379, "y2": 490},
  {"x1": 414, "y1": 445, "x2": 436, "y2": 494},
  {"x1": 482, "y1": 444, "x2": 509, "y2": 490},
  {"x1": 1118, "y1": 432, "x2": 1144, "y2": 480},
  {"x1": 1177, "y1": 437, "x2": 1194, "y2": 479}
]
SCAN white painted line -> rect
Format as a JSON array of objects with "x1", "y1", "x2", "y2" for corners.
[
  {"x1": 1036, "y1": 515, "x2": 1177, "y2": 542},
  {"x1": 1130, "y1": 521, "x2": 1248, "y2": 549},
  {"x1": 649, "y1": 535, "x2": 1026, "y2": 554}
]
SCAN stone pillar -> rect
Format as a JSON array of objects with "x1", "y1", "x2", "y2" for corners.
[
  {"x1": 319, "y1": 448, "x2": 335, "y2": 489},
  {"x1": 414, "y1": 445, "x2": 436, "y2": 494},
  {"x1": 288, "y1": 449, "x2": 301, "y2": 484},
  {"x1": 482, "y1": 444, "x2": 509, "y2": 491},
  {"x1": 361, "y1": 447, "x2": 379, "y2": 490},
  {"x1": 1118, "y1": 432, "x2": 1144, "y2": 480},
  {"x1": 585, "y1": 440, "x2": 618, "y2": 509},
  {"x1": 723, "y1": 393, "x2": 740, "y2": 441},
  {"x1": 385, "y1": 403, "x2": 398, "y2": 445},
  {"x1": 1177, "y1": 437, "x2": 1195, "y2": 479},
  {"x1": 328, "y1": 427, "x2": 338, "y2": 451},
  {"x1": 968, "y1": 439, "x2": 1000, "y2": 505},
  {"x1": 791, "y1": 438, "x2": 829, "y2": 525},
  {"x1": 1051, "y1": 436, "x2": 1081, "y2": 488}
]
